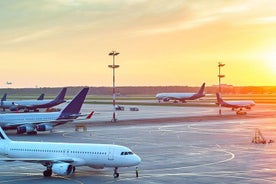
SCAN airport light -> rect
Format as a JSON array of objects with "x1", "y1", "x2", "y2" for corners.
[
  {"x1": 218, "y1": 62, "x2": 225, "y2": 115},
  {"x1": 108, "y1": 51, "x2": 120, "y2": 122}
]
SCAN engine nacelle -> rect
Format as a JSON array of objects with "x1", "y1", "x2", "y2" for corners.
[
  {"x1": 36, "y1": 124, "x2": 53, "y2": 131},
  {"x1": 9, "y1": 105, "x2": 19, "y2": 111},
  {"x1": 52, "y1": 163, "x2": 74, "y2": 176},
  {"x1": 162, "y1": 98, "x2": 170, "y2": 102},
  {"x1": 17, "y1": 125, "x2": 35, "y2": 134}
]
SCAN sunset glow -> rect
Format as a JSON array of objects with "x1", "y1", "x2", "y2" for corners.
[{"x1": 0, "y1": 1, "x2": 276, "y2": 88}]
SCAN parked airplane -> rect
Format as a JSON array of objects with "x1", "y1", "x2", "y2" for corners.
[
  {"x1": 0, "y1": 88, "x2": 67, "y2": 112},
  {"x1": 0, "y1": 87, "x2": 89, "y2": 135},
  {"x1": 156, "y1": 83, "x2": 206, "y2": 103},
  {"x1": 0, "y1": 127, "x2": 141, "y2": 178},
  {"x1": 216, "y1": 93, "x2": 255, "y2": 111}
]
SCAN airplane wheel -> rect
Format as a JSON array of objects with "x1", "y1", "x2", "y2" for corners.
[
  {"x1": 27, "y1": 131, "x2": 37, "y2": 135},
  {"x1": 113, "y1": 173, "x2": 119, "y2": 178},
  {"x1": 113, "y1": 167, "x2": 119, "y2": 178},
  {"x1": 43, "y1": 169, "x2": 52, "y2": 177}
]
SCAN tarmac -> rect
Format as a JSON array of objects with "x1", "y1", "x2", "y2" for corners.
[{"x1": 1, "y1": 103, "x2": 276, "y2": 183}]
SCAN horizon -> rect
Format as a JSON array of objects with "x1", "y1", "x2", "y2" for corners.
[
  {"x1": 0, "y1": 1, "x2": 276, "y2": 88},
  {"x1": 2, "y1": 84, "x2": 276, "y2": 90}
]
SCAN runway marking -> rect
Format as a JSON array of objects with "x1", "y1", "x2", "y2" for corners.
[
  {"x1": 0, "y1": 173, "x2": 84, "y2": 184},
  {"x1": 136, "y1": 172, "x2": 276, "y2": 183}
]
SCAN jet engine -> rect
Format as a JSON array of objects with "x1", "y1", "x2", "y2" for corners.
[
  {"x1": 163, "y1": 98, "x2": 170, "y2": 102},
  {"x1": 36, "y1": 124, "x2": 53, "y2": 131},
  {"x1": 9, "y1": 105, "x2": 19, "y2": 111},
  {"x1": 52, "y1": 163, "x2": 74, "y2": 176},
  {"x1": 17, "y1": 125, "x2": 35, "y2": 134}
]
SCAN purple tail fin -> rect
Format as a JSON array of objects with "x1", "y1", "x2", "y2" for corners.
[
  {"x1": 197, "y1": 83, "x2": 205, "y2": 95},
  {"x1": 37, "y1": 93, "x2": 44, "y2": 100},
  {"x1": 1, "y1": 93, "x2": 7, "y2": 101},
  {"x1": 58, "y1": 87, "x2": 89, "y2": 119},
  {"x1": 54, "y1": 88, "x2": 67, "y2": 102}
]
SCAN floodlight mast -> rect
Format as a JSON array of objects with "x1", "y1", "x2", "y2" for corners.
[
  {"x1": 108, "y1": 51, "x2": 120, "y2": 122},
  {"x1": 218, "y1": 62, "x2": 225, "y2": 115}
]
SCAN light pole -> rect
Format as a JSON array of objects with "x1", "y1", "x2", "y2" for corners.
[
  {"x1": 218, "y1": 62, "x2": 225, "y2": 115},
  {"x1": 108, "y1": 51, "x2": 120, "y2": 122}
]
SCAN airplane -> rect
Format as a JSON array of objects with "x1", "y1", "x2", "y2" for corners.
[
  {"x1": 0, "y1": 87, "x2": 89, "y2": 135},
  {"x1": 0, "y1": 88, "x2": 67, "y2": 112},
  {"x1": 0, "y1": 126, "x2": 141, "y2": 178},
  {"x1": 216, "y1": 92, "x2": 255, "y2": 111},
  {"x1": 155, "y1": 83, "x2": 206, "y2": 103}
]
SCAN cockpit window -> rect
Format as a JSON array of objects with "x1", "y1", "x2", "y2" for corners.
[{"x1": 121, "y1": 151, "x2": 134, "y2": 155}]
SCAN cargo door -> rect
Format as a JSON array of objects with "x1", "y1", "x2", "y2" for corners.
[{"x1": 108, "y1": 147, "x2": 114, "y2": 160}]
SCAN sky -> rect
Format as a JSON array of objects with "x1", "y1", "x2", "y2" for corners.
[{"x1": 0, "y1": 0, "x2": 276, "y2": 88}]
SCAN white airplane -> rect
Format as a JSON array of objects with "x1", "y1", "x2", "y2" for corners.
[
  {"x1": 0, "y1": 88, "x2": 67, "y2": 112},
  {"x1": 156, "y1": 83, "x2": 206, "y2": 103},
  {"x1": 216, "y1": 93, "x2": 255, "y2": 111},
  {"x1": 0, "y1": 88, "x2": 89, "y2": 135},
  {"x1": 0, "y1": 127, "x2": 141, "y2": 178}
]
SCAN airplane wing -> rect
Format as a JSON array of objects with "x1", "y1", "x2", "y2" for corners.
[{"x1": 4, "y1": 119, "x2": 73, "y2": 127}]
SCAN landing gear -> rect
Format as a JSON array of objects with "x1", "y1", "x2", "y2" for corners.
[
  {"x1": 113, "y1": 167, "x2": 119, "y2": 178},
  {"x1": 43, "y1": 169, "x2": 52, "y2": 177}
]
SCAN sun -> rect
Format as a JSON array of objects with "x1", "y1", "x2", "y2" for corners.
[
  {"x1": 261, "y1": 50, "x2": 276, "y2": 74},
  {"x1": 266, "y1": 52, "x2": 276, "y2": 73}
]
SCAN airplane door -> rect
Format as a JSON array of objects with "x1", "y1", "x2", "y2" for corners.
[
  {"x1": 63, "y1": 149, "x2": 70, "y2": 156},
  {"x1": 108, "y1": 147, "x2": 114, "y2": 160}
]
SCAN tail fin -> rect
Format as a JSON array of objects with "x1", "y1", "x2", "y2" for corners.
[
  {"x1": 37, "y1": 93, "x2": 45, "y2": 100},
  {"x1": 54, "y1": 88, "x2": 67, "y2": 102},
  {"x1": 1, "y1": 93, "x2": 7, "y2": 101},
  {"x1": 0, "y1": 127, "x2": 11, "y2": 142},
  {"x1": 58, "y1": 87, "x2": 89, "y2": 119},
  {"x1": 197, "y1": 83, "x2": 205, "y2": 95},
  {"x1": 216, "y1": 93, "x2": 224, "y2": 105}
]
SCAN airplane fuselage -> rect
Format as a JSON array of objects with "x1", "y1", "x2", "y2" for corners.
[
  {"x1": 156, "y1": 92, "x2": 205, "y2": 102},
  {"x1": 0, "y1": 99, "x2": 64, "y2": 111},
  {"x1": 222, "y1": 100, "x2": 255, "y2": 109},
  {"x1": 0, "y1": 112, "x2": 61, "y2": 128}
]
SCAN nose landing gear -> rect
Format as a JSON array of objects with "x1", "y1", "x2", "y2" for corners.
[{"x1": 113, "y1": 167, "x2": 119, "y2": 178}]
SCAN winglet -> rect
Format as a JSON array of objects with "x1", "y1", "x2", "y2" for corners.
[
  {"x1": 58, "y1": 87, "x2": 89, "y2": 119},
  {"x1": 0, "y1": 127, "x2": 11, "y2": 142},
  {"x1": 86, "y1": 111, "x2": 94, "y2": 119}
]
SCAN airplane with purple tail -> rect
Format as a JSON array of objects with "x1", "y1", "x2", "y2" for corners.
[{"x1": 0, "y1": 87, "x2": 91, "y2": 135}]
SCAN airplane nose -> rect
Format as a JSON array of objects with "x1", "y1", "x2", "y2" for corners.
[{"x1": 134, "y1": 154, "x2": 142, "y2": 165}]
